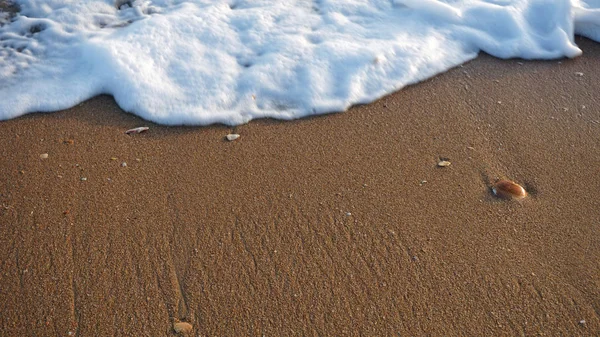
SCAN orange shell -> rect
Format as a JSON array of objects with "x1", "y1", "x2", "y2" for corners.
[
  {"x1": 173, "y1": 322, "x2": 193, "y2": 334},
  {"x1": 492, "y1": 180, "x2": 527, "y2": 200}
]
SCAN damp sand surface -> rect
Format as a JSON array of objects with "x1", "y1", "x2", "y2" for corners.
[{"x1": 1, "y1": 37, "x2": 599, "y2": 336}]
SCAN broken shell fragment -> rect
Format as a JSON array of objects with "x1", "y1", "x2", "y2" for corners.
[
  {"x1": 125, "y1": 127, "x2": 149, "y2": 134},
  {"x1": 173, "y1": 322, "x2": 193, "y2": 334},
  {"x1": 492, "y1": 179, "x2": 527, "y2": 200},
  {"x1": 437, "y1": 160, "x2": 451, "y2": 167},
  {"x1": 226, "y1": 134, "x2": 240, "y2": 141}
]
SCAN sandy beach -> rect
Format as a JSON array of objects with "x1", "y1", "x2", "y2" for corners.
[{"x1": 1, "y1": 37, "x2": 599, "y2": 336}]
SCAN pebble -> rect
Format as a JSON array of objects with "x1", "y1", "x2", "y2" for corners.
[
  {"x1": 226, "y1": 134, "x2": 240, "y2": 141},
  {"x1": 40, "y1": 153, "x2": 49, "y2": 159},
  {"x1": 437, "y1": 160, "x2": 451, "y2": 167},
  {"x1": 579, "y1": 319, "x2": 586, "y2": 326},
  {"x1": 575, "y1": 72, "x2": 584, "y2": 77},
  {"x1": 492, "y1": 179, "x2": 527, "y2": 200},
  {"x1": 121, "y1": 162, "x2": 127, "y2": 167},
  {"x1": 80, "y1": 177, "x2": 87, "y2": 181},
  {"x1": 173, "y1": 322, "x2": 193, "y2": 334}
]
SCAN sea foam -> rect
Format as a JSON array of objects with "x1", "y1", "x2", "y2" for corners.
[{"x1": 1, "y1": 0, "x2": 599, "y2": 125}]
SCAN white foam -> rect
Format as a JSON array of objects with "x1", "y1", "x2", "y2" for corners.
[{"x1": 1, "y1": 0, "x2": 599, "y2": 125}]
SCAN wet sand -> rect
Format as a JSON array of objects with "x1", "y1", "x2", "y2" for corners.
[{"x1": 1, "y1": 37, "x2": 599, "y2": 336}]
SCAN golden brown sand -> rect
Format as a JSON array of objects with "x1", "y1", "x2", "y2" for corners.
[{"x1": 1, "y1": 37, "x2": 599, "y2": 336}]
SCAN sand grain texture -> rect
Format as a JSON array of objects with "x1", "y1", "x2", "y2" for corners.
[{"x1": 1, "y1": 38, "x2": 599, "y2": 336}]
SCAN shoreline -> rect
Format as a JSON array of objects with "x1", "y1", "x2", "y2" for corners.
[{"x1": 1, "y1": 37, "x2": 599, "y2": 336}]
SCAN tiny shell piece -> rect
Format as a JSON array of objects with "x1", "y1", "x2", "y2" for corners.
[
  {"x1": 40, "y1": 153, "x2": 49, "y2": 159},
  {"x1": 226, "y1": 134, "x2": 240, "y2": 141},
  {"x1": 437, "y1": 160, "x2": 451, "y2": 167},
  {"x1": 125, "y1": 127, "x2": 149, "y2": 134},
  {"x1": 173, "y1": 322, "x2": 193, "y2": 334},
  {"x1": 492, "y1": 179, "x2": 527, "y2": 200}
]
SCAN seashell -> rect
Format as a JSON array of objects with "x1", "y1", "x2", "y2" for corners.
[
  {"x1": 492, "y1": 179, "x2": 527, "y2": 200},
  {"x1": 437, "y1": 160, "x2": 451, "y2": 167},
  {"x1": 125, "y1": 127, "x2": 149, "y2": 134},
  {"x1": 226, "y1": 134, "x2": 240, "y2": 141},
  {"x1": 173, "y1": 322, "x2": 193, "y2": 334},
  {"x1": 40, "y1": 153, "x2": 49, "y2": 159}
]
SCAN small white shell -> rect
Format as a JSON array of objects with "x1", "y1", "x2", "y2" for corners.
[
  {"x1": 40, "y1": 153, "x2": 49, "y2": 159},
  {"x1": 226, "y1": 134, "x2": 240, "y2": 141},
  {"x1": 437, "y1": 160, "x2": 451, "y2": 167},
  {"x1": 125, "y1": 127, "x2": 149, "y2": 134}
]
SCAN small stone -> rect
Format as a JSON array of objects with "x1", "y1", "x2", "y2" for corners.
[
  {"x1": 110, "y1": 157, "x2": 117, "y2": 161},
  {"x1": 121, "y1": 162, "x2": 127, "y2": 167},
  {"x1": 492, "y1": 179, "x2": 527, "y2": 200},
  {"x1": 80, "y1": 177, "x2": 87, "y2": 181},
  {"x1": 173, "y1": 321, "x2": 193, "y2": 334},
  {"x1": 40, "y1": 153, "x2": 49, "y2": 159},
  {"x1": 135, "y1": 158, "x2": 141, "y2": 162},
  {"x1": 579, "y1": 319, "x2": 586, "y2": 326},
  {"x1": 575, "y1": 72, "x2": 584, "y2": 77},
  {"x1": 345, "y1": 212, "x2": 352, "y2": 216},
  {"x1": 437, "y1": 160, "x2": 451, "y2": 167},
  {"x1": 226, "y1": 134, "x2": 240, "y2": 141}
]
